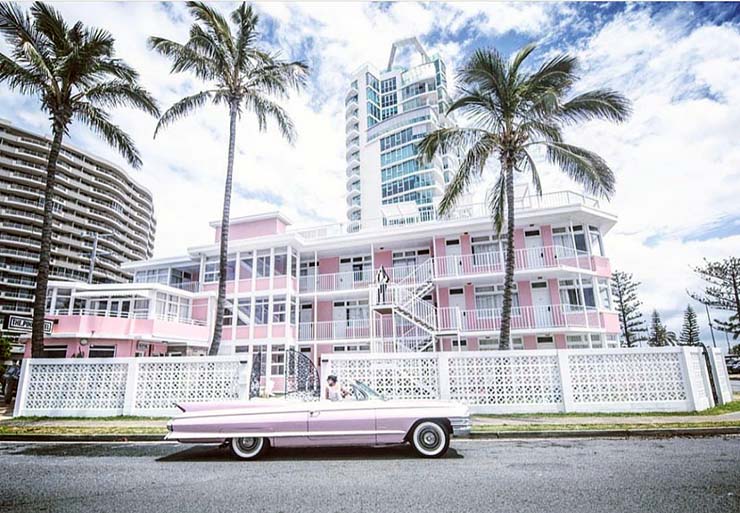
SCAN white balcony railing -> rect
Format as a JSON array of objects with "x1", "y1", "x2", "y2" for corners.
[
  {"x1": 48, "y1": 308, "x2": 207, "y2": 326},
  {"x1": 450, "y1": 304, "x2": 601, "y2": 332},
  {"x1": 291, "y1": 190, "x2": 602, "y2": 240},
  {"x1": 299, "y1": 269, "x2": 374, "y2": 294},
  {"x1": 434, "y1": 245, "x2": 592, "y2": 278}
]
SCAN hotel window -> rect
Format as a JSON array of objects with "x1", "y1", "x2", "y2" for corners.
[
  {"x1": 536, "y1": 336, "x2": 555, "y2": 349},
  {"x1": 236, "y1": 298, "x2": 251, "y2": 326},
  {"x1": 475, "y1": 284, "x2": 518, "y2": 310},
  {"x1": 179, "y1": 297, "x2": 190, "y2": 321},
  {"x1": 54, "y1": 289, "x2": 72, "y2": 314},
  {"x1": 256, "y1": 250, "x2": 271, "y2": 278},
  {"x1": 589, "y1": 226, "x2": 604, "y2": 257},
  {"x1": 155, "y1": 292, "x2": 167, "y2": 317},
  {"x1": 566, "y1": 335, "x2": 590, "y2": 349},
  {"x1": 274, "y1": 247, "x2": 287, "y2": 277},
  {"x1": 239, "y1": 252, "x2": 253, "y2": 280},
  {"x1": 224, "y1": 300, "x2": 234, "y2": 327},
  {"x1": 591, "y1": 334, "x2": 604, "y2": 348},
  {"x1": 225, "y1": 258, "x2": 236, "y2": 281},
  {"x1": 598, "y1": 278, "x2": 612, "y2": 309},
  {"x1": 479, "y1": 337, "x2": 523, "y2": 350},
  {"x1": 271, "y1": 344, "x2": 285, "y2": 375},
  {"x1": 392, "y1": 249, "x2": 429, "y2": 268},
  {"x1": 333, "y1": 343, "x2": 370, "y2": 352},
  {"x1": 380, "y1": 77, "x2": 396, "y2": 93},
  {"x1": 204, "y1": 258, "x2": 219, "y2": 283},
  {"x1": 606, "y1": 334, "x2": 620, "y2": 348},
  {"x1": 43, "y1": 346, "x2": 67, "y2": 358},
  {"x1": 471, "y1": 235, "x2": 505, "y2": 265},
  {"x1": 452, "y1": 338, "x2": 468, "y2": 351},
  {"x1": 552, "y1": 226, "x2": 587, "y2": 253},
  {"x1": 272, "y1": 295, "x2": 286, "y2": 323},
  {"x1": 88, "y1": 345, "x2": 116, "y2": 358},
  {"x1": 254, "y1": 297, "x2": 269, "y2": 324},
  {"x1": 558, "y1": 279, "x2": 596, "y2": 309},
  {"x1": 290, "y1": 249, "x2": 298, "y2": 278}
]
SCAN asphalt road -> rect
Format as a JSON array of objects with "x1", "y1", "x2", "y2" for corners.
[
  {"x1": 1, "y1": 438, "x2": 739, "y2": 513},
  {"x1": 730, "y1": 378, "x2": 740, "y2": 393}
]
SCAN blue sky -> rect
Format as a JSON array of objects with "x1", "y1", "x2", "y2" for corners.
[{"x1": 0, "y1": 2, "x2": 739, "y2": 342}]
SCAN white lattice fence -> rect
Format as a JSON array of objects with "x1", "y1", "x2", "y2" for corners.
[
  {"x1": 14, "y1": 356, "x2": 251, "y2": 417},
  {"x1": 322, "y1": 347, "x2": 726, "y2": 414}
]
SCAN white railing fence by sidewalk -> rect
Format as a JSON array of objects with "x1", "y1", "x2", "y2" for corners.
[
  {"x1": 13, "y1": 356, "x2": 251, "y2": 417},
  {"x1": 321, "y1": 347, "x2": 730, "y2": 414}
]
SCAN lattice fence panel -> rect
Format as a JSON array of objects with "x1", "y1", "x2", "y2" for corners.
[
  {"x1": 23, "y1": 362, "x2": 128, "y2": 411},
  {"x1": 568, "y1": 352, "x2": 687, "y2": 403},
  {"x1": 135, "y1": 360, "x2": 243, "y2": 410},
  {"x1": 327, "y1": 357, "x2": 440, "y2": 400},
  {"x1": 447, "y1": 354, "x2": 562, "y2": 406}
]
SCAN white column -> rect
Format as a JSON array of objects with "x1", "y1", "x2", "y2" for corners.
[
  {"x1": 557, "y1": 351, "x2": 575, "y2": 413},
  {"x1": 121, "y1": 360, "x2": 139, "y2": 416},
  {"x1": 438, "y1": 353, "x2": 450, "y2": 401}
]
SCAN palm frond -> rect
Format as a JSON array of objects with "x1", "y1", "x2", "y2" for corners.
[
  {"x1": 186, "y1": 1, "x2": 235, "y2": 61},
  {"x1": 544, "y1": 141, "x2": 616, "y2": 197},
  {"x1": 247, "y1": 58, "x2": 309, "y2": 97},
  {"x1": 558, "y1": 89, "x2": 631, "y2": 124},
  {"x1": 416, "y1": 127, "x2": 490, "y2": 165},
  {"x1": 438, "y1": 133, "x2": 496, "y2": 215},
  {"x1": 457, "y1": 48, "x2": 508, "y2": 108},
  {"x1": 243, "y1": 91, "x2": 296, "y2": 143},
  {"x1": 75, "y1": 103, "x2": 142, "y2": 168},
  {"x1": 148, "y1": 36, "x2": 218, "y2": 81},
  {"x1": 153, "y1": 89, "x2": 212, "y2": 137},
  {"x1": 518, "y1": 149, "x2": 542, "y2": 196},
  {"x1": 231, "y1": 2, "x2": 259, "y2": 72},
  {"x1": 77, "y1": 79, "x2": 160, "y2": 116},
  {"x1": 0, "y1": 51, "x2": 45, "y2": 95},
  {"x1": 508, "y1": 42, "x2": 536, "y2": 79},
  {"x1": 523, "y1": 53, "x2": 577, "y2": 97},
  {"x1": 446, "y1": 89, "x2": 503, "y2": 132},
  {"x1": 29, "y1": 1, "x2": 68, "y2": 54},
  {"x1": 485, "y1": 172, "x2": 507, "y2": 233}
]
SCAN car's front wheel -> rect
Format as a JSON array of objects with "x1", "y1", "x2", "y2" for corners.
[
  {"x1": 410, "y1": 421, "x2": 450, "y2": 458},
  {"x1": 230, "y1": 437, "x2": 268, "y2": 460}
]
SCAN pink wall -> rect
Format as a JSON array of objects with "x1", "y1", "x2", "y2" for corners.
[
  {"x1": 317, "y1": 301, "x2": 333, "y2": 322},
  {"x1": 513, "y1": 228, "x2": 525, "y2": 250},
  {"x1": 433, "y1": 237, "x2": 446, "y2": 257},
  {"x1": 540, "y1": 225, "x2": 554, "y2": 246},
  {"x1": 24, "y1": 338, "x2": 169, "y2": 358},
  {"x1": 319, "y1": 257, "x2": 339, "y2": 274},
  {"x1": 214, "y1": 217, "x2": 287, "y2": 242},
  {"x1": 517, "y1": 280, "x2": 533, "y2": 307},
  {"x1": 374, "y1": 250, "x2": 392, "y2": 269},
  {"x1": 592, "y1": 256, "x2": 611, "y2": 277}
]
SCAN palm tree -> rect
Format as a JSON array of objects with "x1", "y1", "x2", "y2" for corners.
[
  {"x1": 0, "y1": 2, "x2": 159, "y2": 357},
  {"x1": 149, "y1": 2, "x2": 308, "y2": 355},
  {"x1": 418, "y1": 45, "x2": 630, "y2": 349}
]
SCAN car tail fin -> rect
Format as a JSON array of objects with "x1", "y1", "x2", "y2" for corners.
[{"x1": 174, "y1": 402, "x2": 186, "y2": 413}]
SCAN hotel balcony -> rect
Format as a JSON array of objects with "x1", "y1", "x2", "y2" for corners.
[
  {"x1": 434, "y1": 245, "x2": 597, "y2": 285},
  {"x1": 437, "y1": 305, "x2": 605, "y2": 334},
  {"x1": 298, "y1": 265, "x2": 414, "y2": 296},
  {"x1": 46, "y1": 308, "x2": 210, "y2": 345}
]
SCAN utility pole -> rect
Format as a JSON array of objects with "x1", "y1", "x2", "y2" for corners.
[
  {"x1": 705, "y1": 304, "x2": 717, "y2": 348},
  {"x1": 86, "y1": 232, "x2": 113, "y2": 284}
]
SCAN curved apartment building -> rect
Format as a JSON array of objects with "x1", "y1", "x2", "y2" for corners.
[
  {"x1": 345, "y1": 37, "x2": 455, "y2": 228},
  {"x1": 0, "y1": 119, "x2": 156, "y2": 322}
]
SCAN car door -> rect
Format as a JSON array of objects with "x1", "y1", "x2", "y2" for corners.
[{"x1": 308, "y1": 394, "x2": 377, "y2": 446}]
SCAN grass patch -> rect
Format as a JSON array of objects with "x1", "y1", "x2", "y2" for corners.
[
  {"x1": 471, "y1": 420, "x2": 740, "y2": 433},
  {"x1": 0, "y1": 425, "x2": 167, "y2": 436},
  {"x1": 474, "y1": 400, "x2": 740, "y2": 419}
]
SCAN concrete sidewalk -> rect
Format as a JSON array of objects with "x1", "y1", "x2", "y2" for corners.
[{"x1": 472, "y1": 411, "x2": 740, "y2": 426}]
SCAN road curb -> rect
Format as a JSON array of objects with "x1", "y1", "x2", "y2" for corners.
[{"x1": 468, "y1": 426, "x2": 740, "y2": 439}]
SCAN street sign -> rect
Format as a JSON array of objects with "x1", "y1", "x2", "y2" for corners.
[{"x1": 6, "y1": 316, "x2": 53, "y2": 335}]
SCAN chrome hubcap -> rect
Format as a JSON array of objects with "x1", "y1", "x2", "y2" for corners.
[{"x1": 420, "y1": 429, "x2": 439, "y2": 448}]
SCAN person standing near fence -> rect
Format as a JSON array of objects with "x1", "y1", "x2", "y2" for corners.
[{"x1": 376, "y1": 266, "x2": 390, "y2": 304}]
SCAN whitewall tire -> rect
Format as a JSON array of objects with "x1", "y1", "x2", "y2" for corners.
[
  {"x1": 230, "y1": 437, "x2": 268, "y2": 460},
  {"x1": 411, "y1": 421, "x2": 450, "y2": 458}
]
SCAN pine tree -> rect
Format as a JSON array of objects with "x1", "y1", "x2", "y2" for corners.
[
  {"x1": 689, "y1": 257, "x2": 740, "y2": 340},
  {"x1": 648, "y1": 310, "x2": 677, "y2": 347},
  {"x1": 679, "y1": 305, "x2": 701, "y2": 345},
  {"x1": 610, "y1": 271, "x2": 648, "y2": 347}
]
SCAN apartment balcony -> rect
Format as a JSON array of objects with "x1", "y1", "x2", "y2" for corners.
[
  {"x1": 437, "y1": 305, "x2": 602, "y2": 333},
  {"x1": 298, "y1": 265, "x2": 414, "y2": 295},
  {"x1": 47, "y1": 308, "x2": 210, "y2": 344},
  {"x1": 434, "y1": 246, "x2": 594, "y2": 283}
]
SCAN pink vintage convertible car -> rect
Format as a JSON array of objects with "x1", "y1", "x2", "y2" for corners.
[{"x1": 166, "y1": 381, "x2": 471, "y2": 459}]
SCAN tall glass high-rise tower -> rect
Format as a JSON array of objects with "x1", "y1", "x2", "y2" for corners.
[{"x1": 344, "y1": 38, "x2": 455, "y2": 228}]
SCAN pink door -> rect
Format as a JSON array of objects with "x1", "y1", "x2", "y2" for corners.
[{"x1": 308, "y1": 404, "x2": 376, "y2": 445}]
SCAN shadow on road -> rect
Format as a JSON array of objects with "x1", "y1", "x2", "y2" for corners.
[{"x1": 157, "y1": 443, "x2": 463, "y2": 462}]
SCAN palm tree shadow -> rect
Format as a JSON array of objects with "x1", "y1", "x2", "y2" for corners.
[{"x1": 157, "y1": 444, "x2": 463, "y2": 462}]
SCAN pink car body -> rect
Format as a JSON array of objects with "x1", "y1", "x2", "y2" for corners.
[{"x1": 166, "y1": 382, "x2": 471, "y2": 457}]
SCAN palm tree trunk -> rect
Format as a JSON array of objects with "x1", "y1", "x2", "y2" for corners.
[
  {"x1": 209, "y1": 103, "x2": 239, "y2": 356},
  {"x1": 498, "y1": 162, "x2": 516, "y2": 350},
  {"x1": 31, "y1": 124, "x2": 65, "y2": 357}
]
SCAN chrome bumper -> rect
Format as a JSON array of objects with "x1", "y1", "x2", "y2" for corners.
[{"x1": 449, "y1": 416, "x2": 472, "y2": 437}]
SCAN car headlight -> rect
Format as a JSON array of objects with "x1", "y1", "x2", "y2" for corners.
[{"x1": 166, "y1": 420, "x2": 173, "y2": 432}]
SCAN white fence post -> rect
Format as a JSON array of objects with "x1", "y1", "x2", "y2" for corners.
[
  {"x1": 236, "y1": 358, "x2": 251, "y2": 400},
  {"x1": 707, "y1": 348, "x2": 733, "y2": 405},
  {"x1": 438, "y1": 353, "x2": 450, "y2": 401},
  {"x1": 679, "y1": 347, "x2": 713, "y2": 411},
  {"x1": 557, "y1": 351, "x2": 574, "y2": 413},
  {"x1": 121, "y1": 360, "x2": 138, "y2": 416},
  {"x1": 12, "y1": 358, "x2": 32, "y2": 417}
]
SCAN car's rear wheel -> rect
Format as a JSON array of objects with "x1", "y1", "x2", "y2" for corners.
[
  {"x1": 410, "y1": 421, "x2": 449, "y2": 458},
  {"x1": 230, "y1": 437, "x2": 268, "y2": 460}
]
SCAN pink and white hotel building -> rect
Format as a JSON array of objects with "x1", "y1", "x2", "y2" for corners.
[{"x1": 27, "y1": 189, "x2": 621, "y2": 370}]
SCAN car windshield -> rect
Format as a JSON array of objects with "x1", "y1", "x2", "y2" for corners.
[{"x1": 352, "y1": 381, "x2": 385, "y2": 401}]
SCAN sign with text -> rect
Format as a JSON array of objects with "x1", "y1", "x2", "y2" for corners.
[{"x1": 6, "y1": 316, "x2": 53, "y2": 335}]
